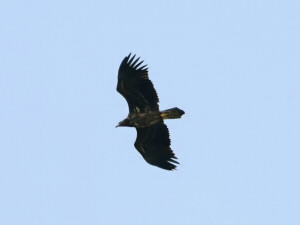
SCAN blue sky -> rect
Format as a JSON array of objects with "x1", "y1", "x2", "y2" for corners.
[{"x1": 1, "y1": 1, "x2": 299, "y2": 224}]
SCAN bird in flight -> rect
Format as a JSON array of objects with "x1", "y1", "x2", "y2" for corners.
[{"x1": 116, "y1": 53, "x2": 185, "y2": 170}]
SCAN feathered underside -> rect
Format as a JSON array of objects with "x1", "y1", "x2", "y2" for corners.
[
  {"x1": 134, "y1": 122, "x2": 179, "y2": 170},
  {"x1": 117, "y1": 53, "x2": 159, "y2": 113}
]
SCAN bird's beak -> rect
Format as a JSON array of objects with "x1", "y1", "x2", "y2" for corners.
[{"x1": 116, "y1": 124, "x2": 120, "y2": 128}]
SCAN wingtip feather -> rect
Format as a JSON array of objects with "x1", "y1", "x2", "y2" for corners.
[{"x1": 128, "y1": 54, "x2": 136, "y2": 65}]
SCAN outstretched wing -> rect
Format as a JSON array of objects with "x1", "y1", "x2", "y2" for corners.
[
  {"x1": 134, "y1": 122, "x2": 179, "y2": 170},
  {"x1": 117, "y1": 53, "x2": 159, "y2": 113}
]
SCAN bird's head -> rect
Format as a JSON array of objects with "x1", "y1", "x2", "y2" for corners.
[{"x1": 116, "y1": 118, "x2": 132, "y2": 128}]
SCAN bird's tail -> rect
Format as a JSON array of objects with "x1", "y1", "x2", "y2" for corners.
[{"x1": 160, "y1": 107, "x2": 185, "y2": 119}]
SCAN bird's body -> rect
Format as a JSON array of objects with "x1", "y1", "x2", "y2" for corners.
[
  {"x1": 117, "y1": 107, "x2": 184, "y2": 128},
  {"x1": 117, "y1": 111, "x2": 162, "y2": 127},
  {"x1": 116, "y1": 53, "x2": 185, "y2": 170}
]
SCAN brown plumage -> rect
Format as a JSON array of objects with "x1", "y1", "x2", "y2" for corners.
[{"x1": 116, "y1": 53, "x2": 184, "y2": 170}]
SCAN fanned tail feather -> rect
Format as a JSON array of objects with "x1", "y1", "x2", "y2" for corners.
[{"x1": 160, "y1": 107, "x2": 185, "y2": 119}]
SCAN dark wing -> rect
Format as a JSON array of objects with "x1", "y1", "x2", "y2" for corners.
[
  {"x1": 117, "y1": 53, "x2": 159, "y2": 113},
  {"x1": 134, "y1": 122, "x2": 179, "y2": 170}
]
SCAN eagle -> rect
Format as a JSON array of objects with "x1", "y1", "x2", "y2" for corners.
[{"x1": 116, "y1": 53, "x2": 185, "y2": 170}]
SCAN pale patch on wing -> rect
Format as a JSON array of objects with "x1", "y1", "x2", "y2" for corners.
[
  {"x1": 134, "y1": 106, "x2": 140, "y2": 113},
  {"x1": 140, "y1": 146, "x2": 146, "y2": 153}
]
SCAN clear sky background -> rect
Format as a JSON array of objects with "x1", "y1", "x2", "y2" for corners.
[{"x1": 1, "y1": 1, "x2": 299, "y2": 225}]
